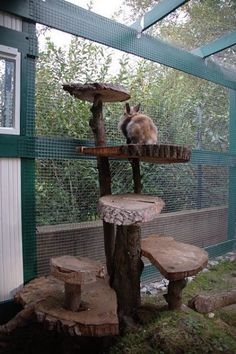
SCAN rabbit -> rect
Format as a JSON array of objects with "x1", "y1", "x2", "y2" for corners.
[{"x1": 118, "y1": 103, "x2": 158, "y2": 144}]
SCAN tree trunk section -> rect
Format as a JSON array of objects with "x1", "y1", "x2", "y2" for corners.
[
  {"x1": 165, "y1": 279, "x2": 187, "y2": 310},
  {"x1": 130, "y1": 159, "x2": 142, "y2": 194},
  {"x1": 64, "y1": 283, "x2": 82, "y2": 311},
  {"x1": 188, "y1": 289, "x2": 236, "y2": 313},
  {"x1": 111, "y1": 224, "x2": 144, "y2": 331},
  {"x1": 89, "y1": 95, "x2": 115, "y2": 277}
]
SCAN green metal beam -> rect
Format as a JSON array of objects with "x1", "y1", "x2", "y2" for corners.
[
  {"x1": 228, "y1": 90, "x2": 236, "y2": 242},
  {"x1": 1, "y1": 135, "x2": 236, "y2": 167},
  {"x1": 0, "y1": 0, "x2": 236, "y2": 89},
  {"x1": 131, "y1": 0, "x2": 189, "y2": 32},
  {"x1": 192, "y1": 31, "x2": 236, "y2": 58}
]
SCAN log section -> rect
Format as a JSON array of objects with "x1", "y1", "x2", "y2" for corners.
[
  {"x1": 98, "y1": 194, "x2": 165, "y2": 225},
  {"x1": 14, "y1": 276, "x2": 118, "y2": 337},
  {"x1": 51, "y1": 256, "x2": 105, "y2": 311}
]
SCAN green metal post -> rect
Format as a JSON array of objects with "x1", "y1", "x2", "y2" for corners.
[{"x1": 228, "y1": 90, "x2": 236, "y2": 243}]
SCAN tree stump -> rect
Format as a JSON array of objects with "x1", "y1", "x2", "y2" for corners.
[{"x1": 51, "y1": 255, "x2": 104, "y2": 311}]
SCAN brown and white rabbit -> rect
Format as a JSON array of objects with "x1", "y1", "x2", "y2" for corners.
[{"x1": 118, "y1": 103, "x2": 157, "y2": 144}]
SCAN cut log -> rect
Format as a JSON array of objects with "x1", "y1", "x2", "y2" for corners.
[
  {"x1": 51, "y1": 256, "x2": 105, "y2": 311},
  {"x1": 188, "y1": 290, "x2": 236, "y2": 313},
  {"x1": 63, "y1": 82, "x2": 130, "y2": 102},
  {"x1": 141, "y1": 235, "x2": 208, "y2": 281},
  {"x1": 76, "y1": 144, "x2": 191, "y2": 164},
  {"x1": 98, "y1": 194, "x2": 165, "y2": 225},
  {"x1": 14, "y1": 276, "x2": 118, "y2": 337}
]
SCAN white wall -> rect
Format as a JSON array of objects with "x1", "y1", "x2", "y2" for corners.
[{"x1": 0, "y1": 159, "x2": 23, "y2": 301}]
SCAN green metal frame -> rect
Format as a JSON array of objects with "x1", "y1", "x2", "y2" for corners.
[
  {"x1": 192, "y1": 31, "x2": 236, "y2": 58},
  {"x1": 228, "y1": 90, "x2": 236, "y2": 243},
  {"x1": 0, "y1": 23, "x2": 37, "y2": 284},
  {"x1": 0, "y1": 0, "x2": 236, "y2": 318},
  {"x1": 0, "y1": 0, "x2": 236, "y2": 90},
  {"x1": 131, "y1": 0, "x2": 190, "y2": 32}
]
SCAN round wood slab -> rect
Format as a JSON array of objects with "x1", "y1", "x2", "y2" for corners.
[
  {"x1": 51, "y1": 256, "x2": 104, "y2": 285},
  {"x1": 98, "y1": 194, "x2": 165, "y2": 225},
  {"x1": 76, "y1": 144, "x2": 191, "y2": 164},
  {"x1": 63, "y1": 82, "x2": 130, "y2": 102},
  {"x1": 141, "y1": 235, "x2": 208, "y2": 281},
  {"x1": 15, "y1": 276, "x2": 119, "y2": 337}
]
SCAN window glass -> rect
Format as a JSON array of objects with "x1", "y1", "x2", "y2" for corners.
[{"x1": 0, "y1": 57, "x2": 15, "y2": 128}]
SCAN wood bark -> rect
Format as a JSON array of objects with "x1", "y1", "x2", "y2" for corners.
[
  {"x1": 188, "y1": 289, "x2": 236, "y2": 313},
  {"x1": 164, "y1": 279, "x2": 187, "y2": 310},
  {"x1": 76, "y1": 144, "x2": 192, "y2": 164},
  {"x1": 89, "y1": 95, "x2": 115, "y2": 277},
  {"x1": 0, "y1": 306, "x2": 34, "y2": 334},
  {"x1": 111, "y1": 225, "x2": 144, "y2": 331},
  {"x1": 130, "y1": 159, "x2": 142, "y2": 194}
]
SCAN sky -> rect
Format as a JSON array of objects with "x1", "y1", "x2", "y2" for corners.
[
  {"x1": 65, "y1": 0, "x2": 123, "y2": 18},
  {"x1": 38, "y1": 0, "x2": 125, "y2": 49}
]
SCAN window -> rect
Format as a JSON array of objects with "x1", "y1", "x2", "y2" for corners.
[{"x1": 0, "y1": 44, "x2": 20, "y2": 135}]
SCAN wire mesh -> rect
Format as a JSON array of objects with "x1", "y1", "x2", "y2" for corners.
[{"x1": 30, "y1": 2, "x2": 235, "y2": 283}]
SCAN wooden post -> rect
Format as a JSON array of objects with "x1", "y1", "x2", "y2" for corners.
[
  {"x1": 64, "y1": 283, "x2": 82, "y2": 311},
  {"x1": 130, "y1": 159, "x2": 142, "y2": 194},
  {"x1": 165, "y1": 279, "x2": 187, "y2": 310},
  {"x1": 89, "y1": 95, "x2": 115, "y2": 277},
  {"x1": 111, "y1": 224, "x2": 144, "y2": 330}
]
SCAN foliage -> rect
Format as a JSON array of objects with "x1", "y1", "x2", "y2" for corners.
[{"x1": 35, "y1": 0, "x2": 232, "y2": 225}]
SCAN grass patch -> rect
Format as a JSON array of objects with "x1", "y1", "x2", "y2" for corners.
[{"x1": 110, "y1": 260, "x2": 236, "y2": 354}]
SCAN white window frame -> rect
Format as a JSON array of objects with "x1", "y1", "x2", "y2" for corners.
[{"x1": 0, "y1": 44, "x2": 21, "y2": 135}]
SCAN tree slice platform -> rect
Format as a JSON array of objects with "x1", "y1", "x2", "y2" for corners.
[
  {"x1": 76, "y1": 144, "x2": 191, "y2": 164},
  {"x1": 51, "y1": 256, "x2": 105, "y2": 311},
  {"x1": 15, "y1": 276, "x2": 118, "y2": 337},
  {"x1": 141, "y1": 235, "x2": 208, "y2": 281},
  {"x1": 98, "y1": 194, "x2": 165, "y2": 225},
  {"x1": 63, "y1": 82, "x2": 130, "y2": 102},
  {"x1": 51, "y1": 256, "x2": 104, "y2": 285}
]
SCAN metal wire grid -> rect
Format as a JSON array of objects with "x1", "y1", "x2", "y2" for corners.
[
  {"x1": 35, "y1": 159, "x2": 229, "y2": 278},
  {"x1": 36, "y1": 159, "x2": 228, "y2": 226},
  {"x1": 28, "y1": 2, "x2": 233, "y2": 282}
]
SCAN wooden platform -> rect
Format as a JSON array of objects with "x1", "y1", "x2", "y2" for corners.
[
  {"x1": 76, "y1": 144, "x2": 191, "y2": 164},
  {"x1": 63, "y1": 82, "x2": 130, "y2": 102},
  {"x1": 15, "y1": 276, "x2": 118, "y2": 337},
  {"x1": 141, "y1": 235, "x2": 208, "y2": 281},
  {"x1": 98, "y1": 194, "x2": 165, "y2": 225}
]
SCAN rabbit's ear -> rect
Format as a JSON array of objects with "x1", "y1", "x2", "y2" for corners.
[
  {"x1": 125, "y1": 102, "x2": 131, "y2": 114},
  {"x1": 133, "y1": 103, "x2": 141, "y2": 113}
]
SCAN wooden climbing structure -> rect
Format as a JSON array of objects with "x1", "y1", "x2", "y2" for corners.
[{"x1": 6, "y1": 82, "x2": 208, "y2": 337}]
